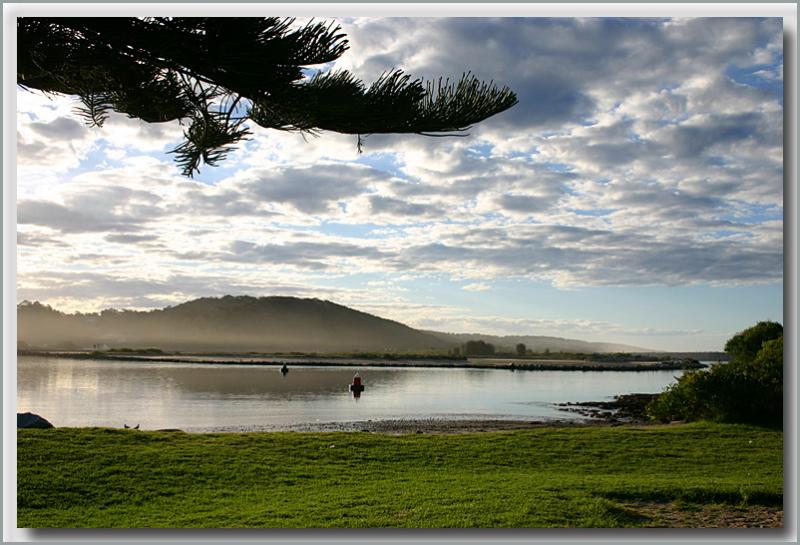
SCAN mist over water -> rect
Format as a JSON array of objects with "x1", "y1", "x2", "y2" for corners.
[{"x1": 17, "y1": 356, "x2": 687, "y2": 431}]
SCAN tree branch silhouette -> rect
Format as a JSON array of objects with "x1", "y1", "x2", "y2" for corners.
[{"x1": 18, "y1": 17, "x2": 518, "y2": 176}]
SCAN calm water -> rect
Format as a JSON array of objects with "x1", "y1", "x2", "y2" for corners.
[{"x1": 17, "y1": 356, "x2": 689, "y2": 431}]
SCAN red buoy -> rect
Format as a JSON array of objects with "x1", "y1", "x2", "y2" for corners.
[{"x1": 349, "y1": 373, "x2": 365, "y2": 394}]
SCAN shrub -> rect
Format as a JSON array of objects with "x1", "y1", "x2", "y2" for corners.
[
  {"x1": 647, "y1": 371, "x2": 714, "y2": 422},
  {"x1": 724, "y1": 321, "x2": 783, "y2": 363},
  {"x1": 463, "y1": 340, "x2": 495, "y2": 356},
  {"x1": 648, "y1": 323, "x2": 783, "y2": 428}
]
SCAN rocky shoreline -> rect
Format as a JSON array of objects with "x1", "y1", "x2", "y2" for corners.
[
  {"x1": 33, "y1": 410, "x2": 653, "y2": 434},
  {"x1": 182, "y1": 395, "x2": 660, "y2": 434},
  {"x1": 556, "y1": 393, "x2": 661, "y2": 424},
  {"x1": 184, "y1": 418, "x2": 601, "y2": 434},
  {"x1": 299, "y1": 393, "x2": 662, "y2": 433}
]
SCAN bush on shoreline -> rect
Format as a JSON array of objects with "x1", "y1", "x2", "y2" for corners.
[{"x1": 647, "y1": 321, "x2": 783, "y2": 428}]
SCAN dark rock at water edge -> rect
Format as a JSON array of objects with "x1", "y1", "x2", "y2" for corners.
[
  {"x1": 17, "y1": 412, "x2": 54, "y2": 429},
  {"x1": 557, "y1": 393, "x2": 661, "y2": 424}
]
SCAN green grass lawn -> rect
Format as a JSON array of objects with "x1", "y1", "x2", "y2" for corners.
[{"x1": 17, "y1": 422, "x2": 782, "y2": 528}]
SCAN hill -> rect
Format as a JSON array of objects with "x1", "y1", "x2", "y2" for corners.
[
  {"x1": 18, "y1": 296, "x2": 666, "y2": 355},
  {"x1": 17, "y1": 296, "x2": 449, "y2": 353}
]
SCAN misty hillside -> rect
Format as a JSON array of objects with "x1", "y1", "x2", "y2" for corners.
[
  {"x1": 18, "y1": 295, "x2": 659, "y2": 355},
  {"x1": 17, "y1": 296, "x2": 450, "y2": 353},
  {"x1": 423, "y1": 331, "x2": 655, "y2": 354}
]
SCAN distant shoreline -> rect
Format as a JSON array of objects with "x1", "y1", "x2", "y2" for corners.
[{"x1": 18, "y1": 350, "x2": 708, "y2": 372}]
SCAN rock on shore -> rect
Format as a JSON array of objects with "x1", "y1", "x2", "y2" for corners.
[{"x1": 17, "y1": 412, "x2": 54, "y2": 429}]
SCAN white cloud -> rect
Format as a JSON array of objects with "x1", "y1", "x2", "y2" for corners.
[{"x1": 462, "y1": 283, "x2": 491, "y2": 292}]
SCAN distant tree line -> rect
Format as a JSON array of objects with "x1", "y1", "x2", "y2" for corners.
[{"x1": 463, "y1": 340, "x2": 496, "y2": 356}]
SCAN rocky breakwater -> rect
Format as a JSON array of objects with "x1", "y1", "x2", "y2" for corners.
[{"x1": 506, "y1": 358, "x2": 706, "y2": 372}]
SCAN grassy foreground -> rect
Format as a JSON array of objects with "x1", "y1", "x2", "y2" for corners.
[{"x1": 18, "y1": 423, "x2": 782, "y2": 528}]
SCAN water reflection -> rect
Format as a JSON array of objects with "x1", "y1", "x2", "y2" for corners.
[{"x1": 17, "y1": 356, "x2": 686, "y2": 431}]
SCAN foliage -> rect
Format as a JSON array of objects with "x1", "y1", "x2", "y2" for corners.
[
  {"x1": 724, "y1": 321, "x2": 783, "y2": 363},
  {"x1": 646, "y1": 371, "x2": 715, "y2": 423},
  {"x1": 463, "y1": 339, "x2": 495, "y2": 356},
  {"x1": 18, "y1": 17, "x2": 518, "y2": 176},
  {"x1": 516, "y1": 343, "x2": 526, "y2": 356},
  {"x1": 18, "y1": 423, "x2": 782, "y2": 528},
  {"x1": 648, "y1": 323, "x2": 783, "y2": 427}
]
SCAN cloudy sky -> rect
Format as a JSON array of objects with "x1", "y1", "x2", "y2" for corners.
[{"x1": 16, "y1": 17, "x2": 784, "y2": 351}]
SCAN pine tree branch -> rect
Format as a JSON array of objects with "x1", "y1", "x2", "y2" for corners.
[{"x1": 17, "y1": 17, "x2": 518, "y2": 175}]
